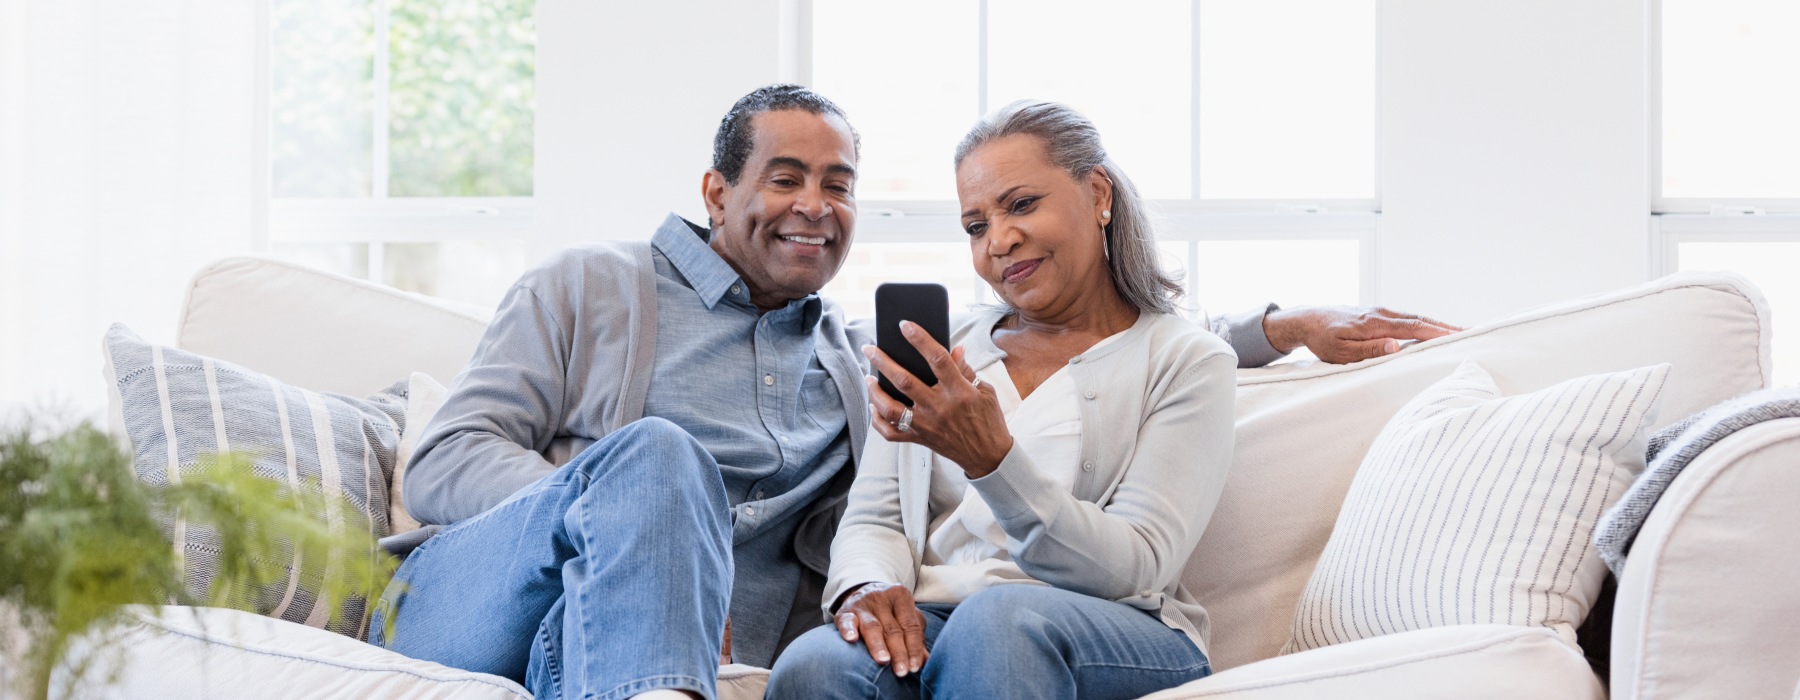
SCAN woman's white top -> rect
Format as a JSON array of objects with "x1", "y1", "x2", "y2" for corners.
[
  {"x1": 826, "y1": 308, "x2": 1239, "y2": 653},
  {"x1": 913, "y1": 333, "x2": 1121, "y2": 605}
]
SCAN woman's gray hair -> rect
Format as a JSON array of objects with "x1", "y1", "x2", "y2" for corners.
[{"x1": 954, "y1": 100, "x2": 1183, "y2": 315}]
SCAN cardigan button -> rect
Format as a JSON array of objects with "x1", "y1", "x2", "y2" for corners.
[
  {"x1": 1084, "y1": 390, "x2": 1096, "y2": 400},
  {"x1": 1082, "y1": 461, "x2": 1095, "y2": 472}
]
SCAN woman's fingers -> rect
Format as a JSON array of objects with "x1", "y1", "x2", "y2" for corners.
[
  {"x1": 862, "y1": 345, "x2": 924, "y2": 403},
  {"x1": 901, "y1": 322, "x2": 963, "y2": 391}
]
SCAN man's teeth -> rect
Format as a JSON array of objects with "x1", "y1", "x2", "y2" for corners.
[{"x1": 781, "y1": 235, "x2": 827, "y2": 246}]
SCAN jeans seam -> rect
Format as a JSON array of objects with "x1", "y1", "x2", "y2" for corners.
[{"x1": 587, "y1": 673, "x2": 711, "y2": 700}]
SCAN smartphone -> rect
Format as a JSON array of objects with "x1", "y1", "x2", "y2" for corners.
[{"x1": 874, "y1": 283, "x2": 952, "y2": 407}]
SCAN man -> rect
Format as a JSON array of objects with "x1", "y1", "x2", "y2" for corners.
[{"x1": 375, "y1": 84, "x2": 1456, "y2": 700}]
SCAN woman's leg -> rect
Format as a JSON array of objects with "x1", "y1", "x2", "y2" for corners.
[
  {"x1": 923, "y1": 586, "x2": 1210, "y2": 700},
  {"x1": 765, "y1": 606, "x2": 951, "y2": 700}
]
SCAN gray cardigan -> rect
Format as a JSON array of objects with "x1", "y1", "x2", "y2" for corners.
[{"x1": 825, "y1": 308, "x2": 1240, "y2": 653}]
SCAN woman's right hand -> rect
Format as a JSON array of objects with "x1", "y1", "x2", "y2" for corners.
[{"x1": 834, "y1": 582, "x2": 929, "y2": 677}]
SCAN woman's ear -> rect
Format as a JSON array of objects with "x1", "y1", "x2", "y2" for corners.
[
  {"x1": 1090, "y1": 165, "x2": 1115, "y2": 224},
  {"x1": 701, "y1": 169, "x2": 730, "y2": 228}
]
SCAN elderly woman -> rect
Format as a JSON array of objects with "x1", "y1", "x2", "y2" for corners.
[{"x1": 766, "y1": 100, "x2": 1233, "y2": 699}]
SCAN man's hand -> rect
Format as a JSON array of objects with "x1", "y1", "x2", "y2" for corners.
[
  {"x1": 835, "y1": 582, "x2": 929, "y2": 677},
  {"x1": 1264, "y1": 306, "x2": 1462, "y2": 364}
]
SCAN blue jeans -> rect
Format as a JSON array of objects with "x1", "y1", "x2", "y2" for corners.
[
  {"x1": 371, "y1": 418, "x2": 733, "y2": 700},
  {"x1": 764, "y1": 585, "x2": 1211, "y2": 700}
]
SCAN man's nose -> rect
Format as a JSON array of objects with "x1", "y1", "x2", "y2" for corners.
[{"x1": 793, "y1": 185, "x2": 832, "y2": 221}]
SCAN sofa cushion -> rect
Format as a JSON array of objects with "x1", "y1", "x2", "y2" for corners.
[
  {"x1": 177, "y1": 256, "x2": 490, "y2": 398},
  {"x1": 1138, "y1": 624, "x2": 1603, "y2": 700},
  {"x1": 53, "y1": 606, "x2": 770, "y2": 700},
  {"x1": 104, "y1": 324, "x2": 404, "y2": 639},
  {"x1": 1283, "y1": 360, "x2": 1668, "y2": 654},
  {"x1": 1184, "y1": 272, "x2": 1768, "y2": 671},
  {"x1": 392, "y1": 372, "x2": 451, "y2": 535}
]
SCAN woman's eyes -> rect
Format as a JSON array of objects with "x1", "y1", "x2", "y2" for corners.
[
  {"x1": 1010, "y1": 196, "x2": 1038, "y2": 214},
  {"x1": 964, "y1": 221, "x2": 987, "y2": 236},
  {"x1": 964, "y1": 196, "x2": 1038, "y2": 235}
]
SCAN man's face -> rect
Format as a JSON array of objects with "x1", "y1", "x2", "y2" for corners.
[{"x1": 704, "y1": 110, "x2": 858, "y2": 310}]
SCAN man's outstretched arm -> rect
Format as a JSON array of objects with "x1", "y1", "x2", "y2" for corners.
[{"x1": 1213, "y1": 304, "x2": 1462, "y2": 368}]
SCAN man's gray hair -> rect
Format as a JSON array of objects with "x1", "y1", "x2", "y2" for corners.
[{"x1": 954, "y1": 100, "x2": 1183, "y2": 315}]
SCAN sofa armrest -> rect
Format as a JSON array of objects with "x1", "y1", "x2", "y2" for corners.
[{"x1": 1612, "y1": 417, "x2": 1800, "y2": 699}]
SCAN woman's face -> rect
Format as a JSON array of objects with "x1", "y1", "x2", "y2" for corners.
[{"x1": 955, "y1": 134, "x2": 1114, "y2": 319}]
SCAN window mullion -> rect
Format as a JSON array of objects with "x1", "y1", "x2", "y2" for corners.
[
  {"x1": 372, "y1": 0, "x2": 391, "y2": 202},
  {"x1": 977, "y1": 0, "x2": 988, "y2": 118},
  {"x1": 1190, "y1": 0, "x2": 1202, "y2": 202}
]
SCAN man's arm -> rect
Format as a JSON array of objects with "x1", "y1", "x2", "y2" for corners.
[
  {"x1": 402, "y1": 283, "x2": 571, "y2": 525},
  {"x1": 1213, "y1": 304, "x2": 1462, "y2": 367}
]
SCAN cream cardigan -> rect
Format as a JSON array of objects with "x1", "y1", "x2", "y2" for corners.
[{"x1": 825, "y1": 308, "x2": 1239, "y2": 652}]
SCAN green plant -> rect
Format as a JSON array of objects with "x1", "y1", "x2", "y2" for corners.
[{"x1": 0, "y1": 422, "x2": 397, "y2": 700}]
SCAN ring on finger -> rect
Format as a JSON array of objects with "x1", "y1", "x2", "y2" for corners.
[{"x1": 897, "y1": 407, "x2": 914, "y2": 432}]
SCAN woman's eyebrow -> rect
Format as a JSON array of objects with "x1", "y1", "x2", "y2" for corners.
[{"x1": 961, "y1": 185, "x2": 1029, "y2": 218}]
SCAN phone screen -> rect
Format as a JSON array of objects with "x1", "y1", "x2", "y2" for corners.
[{"x1": 874, "y1": 283, "x2": 951, "y2": 406}]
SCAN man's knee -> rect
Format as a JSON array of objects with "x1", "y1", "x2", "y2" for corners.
[
  {"x1": 574, "y1": 417, "x2": 713, "y2": 483},
  {"x1": 766, "y1": 625, "x2": 881, "y2": 698}
]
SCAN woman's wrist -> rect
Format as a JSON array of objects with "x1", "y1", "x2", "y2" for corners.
[{"x1": 961, "y1": 436, "x2": 1014, "y2": 480}]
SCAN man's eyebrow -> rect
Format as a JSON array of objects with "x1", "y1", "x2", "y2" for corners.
[
  {"x1": 962, "y1": 185, "x2": 1028, "y2": 218},
  {"x1": 765, "y1": 156, "x2": 856, "y2": 180}
]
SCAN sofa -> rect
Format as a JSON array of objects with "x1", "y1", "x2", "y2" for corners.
[{"x1": 64, "y1": 256, "x2": 1800, "y2": 699}]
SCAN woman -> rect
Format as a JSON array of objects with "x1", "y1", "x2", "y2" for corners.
[{"x1": 766, "y1": 100, "x2": 1236, "y2": 699}]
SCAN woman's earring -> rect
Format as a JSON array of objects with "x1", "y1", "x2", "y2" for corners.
[{"x1": 1102, "y1": 209, "x2": 1111, "y2": 220}]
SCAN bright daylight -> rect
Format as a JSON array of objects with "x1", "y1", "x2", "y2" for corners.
[{"x1": 1, "y1": 1, "x2": 1797, "y2": 699}]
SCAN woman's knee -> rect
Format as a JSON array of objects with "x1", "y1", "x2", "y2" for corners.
[{"x1": 766, "y1": 625, "x2": 888, "y2": 700}]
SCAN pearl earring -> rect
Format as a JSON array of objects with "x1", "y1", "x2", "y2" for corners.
[{"x1": 1102, "y1": 210, "x2": 1111, "y2": 220}]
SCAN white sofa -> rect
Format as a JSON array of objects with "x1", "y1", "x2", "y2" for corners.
[{"x1": 78, "y1": 257, "x2": 1800, "y2": 699}]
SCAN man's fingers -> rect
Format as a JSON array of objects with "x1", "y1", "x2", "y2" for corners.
[
  {"x1": 1336, "y1": 338, "x2": 1401, "y2": 363},
  {"x1": 837, "y1": 612, "x2": 859, "y2": 642}
]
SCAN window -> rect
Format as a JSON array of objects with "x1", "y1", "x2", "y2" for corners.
[
  {"x1": 808, "y1": 0, "x2": 1377, "y2": 317},
  {"x1": 1658, "y1": 0, "x2": 1800, "y2": 383},
  {"x1": 267, "y1": 0, "x2": 535, "y2": 310}
]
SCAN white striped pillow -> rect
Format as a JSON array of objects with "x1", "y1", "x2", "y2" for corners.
[
  {"x1": 1283, "y1": 359, "x2": 1669, "y2": 654},
  {"x1": 103, "y1": 324, "x2": 404, "y2": 639}
]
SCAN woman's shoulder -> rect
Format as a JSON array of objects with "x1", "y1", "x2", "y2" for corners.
[{"x1": 1138, "y1": 312, "x2": 1237, "y2": 365}]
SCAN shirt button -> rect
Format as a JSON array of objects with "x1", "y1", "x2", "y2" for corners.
[
  {"x1": 1082, "y1": 461, "x2": 1095, "y2": 472},
  {"x1": 1084, "y1": 390, "x2": 1096, "y2": 400},
  {"x1": 731, "y1": 284, "x2": 741, "y2": 295},
  {"x1": 763, "y1": 374, "x2": 774, "y2": 386},
  {"x1": 744, "y1": 506, "x2": 756, "y2": 516},
  {"x1": 756, "y1": 490, "x2": 766, "y2": 500}
]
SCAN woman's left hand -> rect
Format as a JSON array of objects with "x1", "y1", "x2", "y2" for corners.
[{"x1": 864, "y1": 321, "x2": 1014, "y2": 478}]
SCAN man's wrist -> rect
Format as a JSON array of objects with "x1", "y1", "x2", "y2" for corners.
[{"x1": 1262, "y1": 307, "x2": 1306, "y2": 354}]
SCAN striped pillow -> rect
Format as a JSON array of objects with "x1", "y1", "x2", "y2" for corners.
[
  {"x1": 103, "y1": 324, "x2": 404, "y2": 639},
  {"x1": 1283, "y1": 359, "x2": 1669, "y2": 654}
]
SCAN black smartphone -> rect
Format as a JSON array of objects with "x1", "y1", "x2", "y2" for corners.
[{"x1": 874, "y1": 282, "x2": 952, "y2": 407}]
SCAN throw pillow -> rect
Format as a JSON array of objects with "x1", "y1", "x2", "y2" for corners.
[
  {"x1": 391, "y1": 371, "x2": 449, "y2": 535},
  {"x1": 103, "y1": 324, "x2": 405, "y2": 639},
  {"x1": 1283, "y1": 359, "x2": 1670, "y2": 654}
]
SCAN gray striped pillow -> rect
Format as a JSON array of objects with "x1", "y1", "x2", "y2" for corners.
[
  {"x1": 1284, "y1": 359, "x2": 1669, "y2": 654},
  {"x1": 103, "y1": 324, "x2": 404, "y2": 639}
]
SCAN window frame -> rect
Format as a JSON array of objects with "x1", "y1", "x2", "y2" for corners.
[
  {"x1": 792, "y1": 0, "x2": 1382, "y2": 307},
  {"x1": 256, "y1": 0, "x2": 538, "y2": 286}
]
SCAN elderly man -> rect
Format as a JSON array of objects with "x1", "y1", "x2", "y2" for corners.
[{"x1": 373, "y1": 84, "x2": 1454, "y2": 700}]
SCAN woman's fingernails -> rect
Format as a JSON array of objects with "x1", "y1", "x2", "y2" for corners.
[{"x1": 900, "y1": 320, "x2": 916, "y2": 335}]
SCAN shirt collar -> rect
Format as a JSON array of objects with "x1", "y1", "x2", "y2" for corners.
[
  {"x1": 652, "y1": 213, "x2": 743, "y2": 309},
  {"x1": 650, "y1": 213, "x2": 825, "y2": 326}
]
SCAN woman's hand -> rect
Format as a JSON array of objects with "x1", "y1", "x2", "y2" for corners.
[
  {"x1": 835, "y1": 582, "x2": 929, "y2": 677},
  {"x1": 864, "y1": 321, "x2": 1014, "y2": 478}
]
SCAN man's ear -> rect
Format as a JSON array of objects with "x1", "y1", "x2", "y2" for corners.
[
  {"x1": 701, "y1": 169, "x2": 730, "y2": 228},
  {"x1": 1089, "y1": 165, "x2": 1115, "y2": 220}
]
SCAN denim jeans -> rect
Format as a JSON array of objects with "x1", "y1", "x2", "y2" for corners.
[
  {"x1": 371, "y1": 417, "x2": 734, "y2": 700},
  {"x1": 764, "y1": 585, "x2": 1211, "y2": 700}
]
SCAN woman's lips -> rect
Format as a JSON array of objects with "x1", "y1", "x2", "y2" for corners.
[{"x1": 1002, "y1": 258, "x2": 1043, "y2": 283}]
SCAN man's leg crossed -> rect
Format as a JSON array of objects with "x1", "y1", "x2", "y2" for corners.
[{"x1": 374, "y1": 417, "x2": 733, "y2": 700}]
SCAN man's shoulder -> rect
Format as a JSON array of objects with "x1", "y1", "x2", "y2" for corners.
[{"x1": 514, "y1": 241, "x2": 654, "y2": 297}]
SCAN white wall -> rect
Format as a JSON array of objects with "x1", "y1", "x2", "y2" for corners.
[
  {"x1": 534, "y1": 0, "x2": 790, "y2": 259},
  {"x1": 1378, "y1": 0, "x2": 1652, "y2": 323}
]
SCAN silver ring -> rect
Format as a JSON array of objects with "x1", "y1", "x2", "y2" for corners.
[{"x1": 897, "y1": 407, "x2": 914, "y2": 432}]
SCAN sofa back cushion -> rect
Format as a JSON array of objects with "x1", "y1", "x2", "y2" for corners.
[
  {"x1": 177, "y1": 257, "x2": 491, "y2": 398},
  {"x1": 1186, "y1": 272, "x2": 1770, "y2": 671}
]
